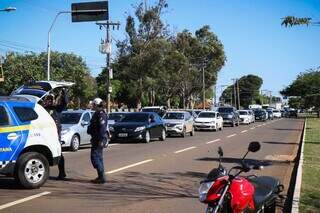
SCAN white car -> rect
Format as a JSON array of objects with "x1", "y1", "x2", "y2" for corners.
[
  {"x1": 238, "y1": 110, "x2": 254, "y2": 124},
  {"x1": 61, "y1": 110, "x2": 93, "y2": 151},
  {"x1": 272, "y1": 109, "x2": 282, "y2": 118},
  {"x1": 194, "y1": 111, "x2": 223, "y2": 131},
  {"x1": 163, "y1": 111, "x2": 194, "y2": 137},
  {"x1": 0, "y1": 96, "x2": 61, "y2": 189}
]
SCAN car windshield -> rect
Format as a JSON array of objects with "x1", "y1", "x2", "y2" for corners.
[
  {"x1": 163, "y1": 113, "x2": 184, "y2": 120},
  {"x1": 108, "y1": 113, "x2": 125, "y2": 121},
  {"x1": 255, "y1": 110, "x2": 264, "y2": 115},
  {"x1": 218, "y1": 108, "x2": 233, "y2": 113},
  {"x1": 273, "y1": 110, "x2": 280, "y2": 113},
  {"x1": 15, "y1": 89, "x2": 46, "y2": 98},
  {"x1": 198, "y1": 112, "x2": 216, "y2": 118},
  {"x1": 121, "y1": 113, "x2": 149, "y2": 122},
  {"x1": 61, "y1": 113, "x2": 82, "y2": 124},
  {"x1": 238, "y1": 111, "x2": 248, "y2": 115}
]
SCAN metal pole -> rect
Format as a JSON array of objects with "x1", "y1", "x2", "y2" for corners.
[
  {"x1": 106, "y1": 21, "x2": 111, "y2": 113},
  {"x1": 231, "y1": 78, "x2": 236, "y2": 108},
  {"x1": 202, "y1": 66, "x2": 205, "y2": 110},
  {"x1": 237, "y1": 79, "x2": 240, "y2": 109},
  {"x1": 47, "y1": 9, "x2": 107, "y2": 81}
]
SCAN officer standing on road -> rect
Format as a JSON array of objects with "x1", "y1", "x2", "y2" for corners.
[
  {"x1": 43, "y1": 93, "x2": 67, "y2": 180},
  {"x1": 87, "y1": 98, "x2": 107, "y2": 184}
]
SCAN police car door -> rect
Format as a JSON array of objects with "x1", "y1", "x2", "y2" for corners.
[
  {"x1": 81, "y1": 112, "x2": 91, "y2": 144},
  {"x1": 0, "y1": 103, "x2": 23, "y2": 170}
]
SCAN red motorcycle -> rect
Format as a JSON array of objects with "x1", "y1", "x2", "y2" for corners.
[{"x1": 199, "y1": 142, "x2": 283, "y2": 213}]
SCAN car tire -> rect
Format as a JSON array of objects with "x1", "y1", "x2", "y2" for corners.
[
  {"x1": 181, "y1": 127, "x2": 186, "y2": 137},
  {"x1": 232, "y1": 122, "x2": 235, "y2": 127},
  {"x1": 159, "y1": 128, "x2": 166, "y2": 141},
  {"x1": 70, "y1": 134, "x2": 80, "y2": 152},
  {"x1": 190, "y1": 127, "x2": 195, "y2": 136},
  {"x1": 14, "y1": 152, "x2": 49, "y2": 189},
  {"x1": 144, "y1": 130, "x2": 151, "y2": 143},
  {"x1": 219, "y1": 125, "x2": 223, "y2": 131}
]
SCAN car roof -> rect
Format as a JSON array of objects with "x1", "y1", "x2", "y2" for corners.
[
  {"x1": 199, "y1": 111, "x2": 217, "y2": 113},
  {"x1": 165, "y1": 111, "x2": 185, "y2": 113},
  {"x1": 36, "y1": 81, "x2": 75, "y2": 89},
  {"x1": 0, "y1": 96, "x2": 31, "y2": 103}
]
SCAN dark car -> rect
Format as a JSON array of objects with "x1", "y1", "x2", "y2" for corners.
[
  {"x1": 186, "y1": 109, "x2": 198, "y2": 119},
  {"x1": 266, "y1": 109, "x2": 274, "y2": 120},
  {"x1": 107, "y1": 112, "x2": 127, "y2": 125},
  {"x1": 109, "y1": 112, "x2": 166, "y2": 143},
  {"x1": 218, "y1": 107, "x2": 240, "y2": 127},
  {"x1": 286, "y1": 109, "x2": 298, "y2": 118},
  {"x1": 253, "y1": 109, "x2": 267, "y2": 121}
]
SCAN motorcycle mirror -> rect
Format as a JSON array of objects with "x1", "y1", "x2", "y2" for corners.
[
  {"x1": 248, "y1": 141, "x2": 261, "y2": 153},
  {"x1": 218, "y1": 147, "x2": 223, "y2": 157}
]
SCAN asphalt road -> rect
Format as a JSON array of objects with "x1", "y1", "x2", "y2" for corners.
[{"x1": 0, "y1": 118, "x2": 304, "y2": 213}]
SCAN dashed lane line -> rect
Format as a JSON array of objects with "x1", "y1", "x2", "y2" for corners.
[
  {"x1": 174, "y1": 146, "x2": 197, "y2": 154},
  {"x1": 250, "y1": 127, "x2": 255, "y2": 130},
  {"x1": 241, "y1": 130, "x2": 248, "y2": 133},
  {"x1": 206, "y1": 139, "x2": 221, "y2": 144},
  {"x1": 0, "y1": 191, "x2": 51, "y2": 211},
  {"x1": 227, "y1": 134, "x2": 237, "y2": 138},
  {"x1": 106, "y1": 159, "x2": 154, "y2": 174}
]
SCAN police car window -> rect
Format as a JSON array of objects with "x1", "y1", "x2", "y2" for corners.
[
  {"x1": 82, "y1": 113, "x2": 91, "y2": 122},
  {"x1": 0, "y1": 106, "x2": 10, "y2": 126},
  {"x1": 13, "y1": 107, "x2": 38, "y2": 122}
]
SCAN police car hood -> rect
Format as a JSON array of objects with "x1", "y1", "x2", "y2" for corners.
[{"x1": 61, "y1": 124, "x2": 75, "y2": 130}]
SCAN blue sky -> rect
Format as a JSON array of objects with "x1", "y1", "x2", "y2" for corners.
[{"x1": 0, "y1": 0, "x2": 319, "y2": 98}]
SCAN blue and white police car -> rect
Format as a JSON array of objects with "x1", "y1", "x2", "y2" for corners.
[{"x1": 0, "y1": 96, "x2": 61, "y2": 189}]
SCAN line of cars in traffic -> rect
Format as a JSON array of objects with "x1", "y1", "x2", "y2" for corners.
[{"x1": 57, "y1": 106, "x2": 287, "y2": 151}]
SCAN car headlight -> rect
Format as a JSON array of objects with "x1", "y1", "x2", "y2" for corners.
[
  {"x1": 109, "y1": 126, "x2": 114, "y2": 132},
  {"x1": 134, "y1": 126, "x2": 146, "y2": 132},
  {"x1": 61, "y1": 128, "x2": 70, "y2": 135},
  {"x1": 199, "y1": 181, "x2": 215, "y2": 202}
]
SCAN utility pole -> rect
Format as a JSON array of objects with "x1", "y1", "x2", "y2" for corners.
[
  {"x1": 202, "y1": 65, "x2": 205, "y2": 110},
  {"x1": 237, "y1": 79, "x2": 240, "y2": 109},
  {"x1": 97, "y1": 20, "x2": 120, "y2": 113},
  {"x1": 231, "y1": 78, "x2": 237, "y2": 108}
]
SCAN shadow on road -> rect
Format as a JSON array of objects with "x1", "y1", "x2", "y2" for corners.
[
  {"x1": 262, "y1": 141, "x2": 299, "y2": 145},
  {"x1": 42, "y1": 171, "x2": 204, "y2": 206},
  {"x1": 196, "y1": 157, "x2": 292, "y2": 167},
  {"x1": 0, "y1": 176, "x2": 23, "y2": 190}
]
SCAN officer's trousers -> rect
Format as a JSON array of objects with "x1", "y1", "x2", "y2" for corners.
[{"x1": 90, "y1": 144, "x2": 106, "y2": 180}]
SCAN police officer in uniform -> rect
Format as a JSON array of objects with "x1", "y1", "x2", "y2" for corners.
[{"x1": 87, "y1": 98, "x2": 107, "y2": 184}]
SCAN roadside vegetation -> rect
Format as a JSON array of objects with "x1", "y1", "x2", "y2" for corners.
[{"x1": 300, "y1": 118, "x2": 320, "y2": 212}]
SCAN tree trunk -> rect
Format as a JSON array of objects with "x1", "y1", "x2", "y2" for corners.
[{"x1": 167, "y1": 98, "x2": 171, "y2": 109}]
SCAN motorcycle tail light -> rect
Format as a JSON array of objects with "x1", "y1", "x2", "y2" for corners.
[{"x1": 199, "y1": 181, "x2": 214, "y2": 202}]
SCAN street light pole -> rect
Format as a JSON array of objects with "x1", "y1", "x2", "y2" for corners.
[
  {"x1": 202, "y1": 66, "x2": 205, "y2": 110},
  {"x1": 47, "y1": 9, "x2": 107, "y2": 81}
]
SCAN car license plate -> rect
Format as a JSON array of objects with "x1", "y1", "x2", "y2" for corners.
[{"x1": 118, "y1": 133, "x2": 128, "y2": 137}]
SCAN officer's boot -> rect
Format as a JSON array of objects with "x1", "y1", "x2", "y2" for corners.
[
  {"x1": 91, "y1": 170, "x2": 106, "y2": 184},
  {"x1": 57, "y1": 155, "x2": 67, "y2": 180}
]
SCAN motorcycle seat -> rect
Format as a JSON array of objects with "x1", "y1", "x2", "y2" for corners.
[{"x1": 249, "y1": 176, "x2": 280, "y2": 209}]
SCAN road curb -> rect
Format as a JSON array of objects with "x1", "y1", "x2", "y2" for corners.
[{"x1": 291, "y1": 119, "x2": 306, "y2": 213}]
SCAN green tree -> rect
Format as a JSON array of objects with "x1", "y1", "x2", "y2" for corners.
[
  {"x1": 220, "y1": 75, "x2": 263, "y2": 108},
  {"x1": 0, "y1": 51, "x2": 96, "y2": 108},
  {"x1": 281, "y1": 68, "x2": 320, "y2": 116}
]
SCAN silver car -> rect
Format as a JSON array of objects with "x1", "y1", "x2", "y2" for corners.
[
  {"x1": 163, "y1": 111, "x2": 195, "y2": 137},
  {"x1": 61, "y1": 110, "x2": 92, "y2": 151}
]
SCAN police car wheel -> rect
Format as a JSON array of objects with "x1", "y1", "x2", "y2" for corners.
[
  {"x1": 15, "y1": 152, "x2": 49, "y2": 189},
  {"x1": 144, "y1": 131, "x2": 150, "y2": 143},
  {"x1": 70, "y1": 135, "x2": 80, "y2": 152}
]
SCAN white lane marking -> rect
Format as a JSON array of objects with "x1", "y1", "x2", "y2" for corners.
[
  {"x1": 262, "y1": 124, "x2": 266, "y2": 126},
  {"x1": 0, "y1": 191, "x2": 51, "y2": 210},
  {"x1": 174, "y1": 146, "x2": 197, "y2": 154},
  {"x1": 227, "y1": 134, "x2": 236, "y2": 138},
  {"x1": 241, "y1": 130, "x2": 248, "y2": 133},
  {"x1": 206, "y1": 139, "x2": 221, "y2": 144},
  {"x1": 250, "y1": 127, "x2": 255, "y2": 130},
  {"x1": 106, "y1": 159, "x2": 154, "y2": 174},
  {"x1": 257, "y1": 125, "x2": 262, "y2": 127}
]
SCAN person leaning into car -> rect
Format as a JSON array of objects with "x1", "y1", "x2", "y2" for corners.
[{"x1": 43, "y1": 93, "x2": 67, "y2": 180}]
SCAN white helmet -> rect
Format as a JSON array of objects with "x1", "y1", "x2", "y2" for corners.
[{"x1": 92, "y1": 98, "x2": 103, "y2": 106}]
